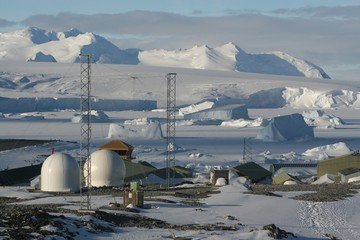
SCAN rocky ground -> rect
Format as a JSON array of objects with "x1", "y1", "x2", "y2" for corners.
[
  {"x1": 247, "y1": 182, "x2": 360, "y2": 202},
  {"x1": 0, "y1": 185, "x2": 303, "y2": 240},
  {"x1": 1, "y1": 183, "x2": 358, "y2": 239}
]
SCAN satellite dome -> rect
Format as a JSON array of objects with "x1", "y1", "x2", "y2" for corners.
[
  {"x1": 86, "y1": 149, "x2": 126, "y2": 187},
  {"x1": 41, "y1": 152, "x2": 80, "y2": 192}
]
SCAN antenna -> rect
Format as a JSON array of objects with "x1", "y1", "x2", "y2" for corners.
[
  {"x1": 166, "y1": 73, "x2": 176, "y2": 189},
  {"x1": 79, "y1": 54, "x2": 92, "y2": 210},
  {"x1": 242, "y1": 138, "x2": 252, "y2": 163}
]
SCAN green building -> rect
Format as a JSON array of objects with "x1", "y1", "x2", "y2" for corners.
[{"x1": 317, "y1": 152, "x2": 360, "y2": 178}]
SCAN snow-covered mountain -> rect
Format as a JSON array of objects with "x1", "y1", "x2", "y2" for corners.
[
  {"x1": 0, "y1": 27, "x2": 330, "y2": 79},
  {"x1": 140, "y1": 43, "x2": 330, "y2": 79},
  {"x1": 0, "y1": 27, "x2": 139, "y2": 64}
]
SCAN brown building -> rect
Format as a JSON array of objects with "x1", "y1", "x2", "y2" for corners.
[{"x1": 99, "y1": 140, "x2": 134, "y2": 160}]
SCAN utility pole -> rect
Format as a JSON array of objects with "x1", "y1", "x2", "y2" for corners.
[
  {"x1": 79, "y1": 54, "x2": 92, "y2": 210},
  {"x1": 166, "y1": 73, "x2": 176, "y2": 190}
]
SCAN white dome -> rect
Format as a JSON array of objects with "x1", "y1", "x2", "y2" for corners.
[
  {"x1": 86, "y1": 149, "x2": 126, "y2": 187},
  {"x1": 41, "y1": 153, "x2": 80, "y2": 192}
]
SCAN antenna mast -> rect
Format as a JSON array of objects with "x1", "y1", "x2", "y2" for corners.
[
  {"x1": 79, "y1": 54, "x2": 92, "y2": 210},
  {"x1": 242, "y1": 138, "x2": 252, "y2": 163},
  {"x1": 166, "y1": 73, "x2": 176, "y2": 189}
]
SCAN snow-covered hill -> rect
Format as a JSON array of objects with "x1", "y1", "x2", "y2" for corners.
[{"x1": 0, "y1": 28, "x2": 329, "y2": 79}]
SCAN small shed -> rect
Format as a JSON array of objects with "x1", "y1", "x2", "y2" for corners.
[
  {"x1": 338, "y1": 167, "x2": 360, "y2": 183},
  {"x1": 210, "y1": 169, "x2": 229, "y2": 185},
  {"x1": 99, "y1": 139, "x2": 134, "y2": 160},
  {"x1": 123, "y1": 189, "x2": 144, "y2": 208},
  {"x1": 231, "y1": 162, "x2": 272, "y2": 183},
  {"x1": 272, "y1": 172, "x2": 302, "y2": 185}
]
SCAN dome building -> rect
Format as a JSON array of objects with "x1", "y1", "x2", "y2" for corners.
[
  {"x1": 41, "y1": 152, "x2": 80, "y2": 192},
  {"x1": 86, "y1": 149, "x2": 126, "y2": 187}
]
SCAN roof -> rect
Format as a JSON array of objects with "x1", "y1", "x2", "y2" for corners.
[
  {"x1": 151, "y1": 168, "x2": 185, "y2": 179},
  {"x1": 99, "y1": 140, "x2": 133, "y2": 151},
  {"x1": 0, "y1": 163, "x2": 43, "y2": 185},
  {"x1": 231, "y1": 162, "x2": 272, "y2": 183},
  {"x1": 124, "y1": 160, "x2": 156, "y2": 182},
  {"x1": 319, "y1": 152, "x2": 360, "y2": 164},
  {"x1": 270, "y1": 163, "x2": 317, "y2": 175},
  {"x1": 339, "y1": 167, "x2": 360, "y2": 176},
  {"x1": 173, "y1": 166, "x2": 193, "y2": 177}
]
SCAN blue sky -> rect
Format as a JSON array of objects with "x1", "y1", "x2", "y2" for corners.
[{"x1": 1, "y1": 0, "x2": 360, "y2": 81}]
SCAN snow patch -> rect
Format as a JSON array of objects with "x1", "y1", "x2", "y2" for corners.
[
  {"x1": 215, "y1": 177, "x2": 227, "y2": 186},
  {"x1": 348, "y1": 176, "x2": 360, "y2": 183},
  {"x1": 311, "y1": 174, "x2": 336, "y2": 184}
]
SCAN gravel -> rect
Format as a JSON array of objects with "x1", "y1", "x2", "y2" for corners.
[{"x1": 247, "y1": 183, "x2": 360, "y2": 202}]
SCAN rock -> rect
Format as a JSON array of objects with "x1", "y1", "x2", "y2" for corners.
[{"x1": 263, "y1": 224, "x2": 296, "y2": 239}]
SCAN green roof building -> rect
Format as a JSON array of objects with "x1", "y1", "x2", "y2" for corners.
[{"x1": 231, "y1": 162, "x2": 272, "y2": 183}]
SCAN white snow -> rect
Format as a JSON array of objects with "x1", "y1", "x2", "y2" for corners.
[
  {"x1": 348, "y1": 176, "x2": 360, "y2": 183},
  {"x1": 283, "y1": 180, "x2": 299, "y2": 185},
  {"x1": 311, "y1": 174, "x2": 336, "y2": 184},
  {"x1": 0, "y1": 187, "x2": 51, "y2": 199},
  {"x1": 215, "y1": 177, "x2": 227, "y2": 186}
]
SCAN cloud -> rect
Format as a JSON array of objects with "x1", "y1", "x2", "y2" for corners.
[
  {"x1": 272, "y1": 5, "x2": 360, "y2": 20},
  {"x1": 0, "y1": 19, "x2": 17, "y2": 28},
  {"x1": 20, "y1": 8, "x2": 360, "y2": 70},
  {"x1": 190, "y1": 10, "x2": 203, "y2": 15}
]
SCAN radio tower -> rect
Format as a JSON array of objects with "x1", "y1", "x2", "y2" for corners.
[
  {"x1": 166, "y1": 73, "x2": 176, "y2": 189},
  {"x1": 79, "y1": 54, "x2": 92, "y2": 210},
  {"x1": 242, "y1": 138, "x2": 253, "y2": 163}
]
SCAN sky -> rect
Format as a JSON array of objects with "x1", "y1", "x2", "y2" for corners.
[{"x1": 1, "y1": 0, "x2": 360, "y2": 81}]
